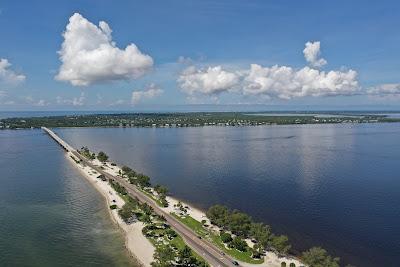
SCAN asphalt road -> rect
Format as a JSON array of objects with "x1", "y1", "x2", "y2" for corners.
[{"x1": 43, "y1": 127, "x2": 237, "y2": 267}]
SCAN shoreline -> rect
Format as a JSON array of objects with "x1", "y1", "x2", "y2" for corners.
[{"x1": 66, "y1": 153, "x2": 154, "y2": 267}]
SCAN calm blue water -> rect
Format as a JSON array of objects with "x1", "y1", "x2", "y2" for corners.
[
  {"x1": 0, "y1": 130, "x2": 135, "y2": 266},
  {"x1": 57, "y1": 124, "x2": 400, "y2": 267}
]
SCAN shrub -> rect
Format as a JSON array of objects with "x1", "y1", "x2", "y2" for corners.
[
  {"x1": 220, "y1": 232, "x2": 233, "y2": 243},
  {"x1": 109, "y1": 204, "x2": 117, "y2": 210},
  {"x1": 97, "y1": 151, "x2": 108, "y2": 162},
  {"x1": 281, "y1": 262, "x2": 286, "y2": 267},
  {"x1": 231, "y1": 237, "x2": 247, "y2": 252}
]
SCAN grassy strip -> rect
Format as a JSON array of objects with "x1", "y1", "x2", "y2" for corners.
[
  {"x1": 139, "y1": 188, "x2": 165, "y2": 207},
  {"x1": 172, "y1": 213, "x2": 264, "y2": 264}
]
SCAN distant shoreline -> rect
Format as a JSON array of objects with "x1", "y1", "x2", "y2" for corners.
[{"x1": 2, "y1": 111, "x2": 400, "y2": 130}]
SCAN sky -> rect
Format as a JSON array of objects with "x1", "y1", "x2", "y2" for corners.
[{"x1": 0, "y1": 0, "x2": 400, "y2": 111}]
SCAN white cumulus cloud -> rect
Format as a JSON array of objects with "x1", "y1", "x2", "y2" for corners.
[
  {"x1": 303, "y1": 41, "x2": 327, "y2": 68},
  {"x1": 367, "y1": 83, "x2": 400, "y2": 96},
  {"x1": 0, "y1": 58, "x2": 26, "y2": 84},
  {"x1": 131, "y1": 83, "x2": 163, "y2": 105},
  {"x1": 243, "y1": 64, "x2": 359, "y2": 99},
  {"x1": 177, "y1": 41, "x2": 359, "y2": 100},
  {"x1": 177, "y1": 66, "x2": 240, "y2": 95},
  {"x1": 55, "y1": 13, "x2": 153, "y2": 86}
]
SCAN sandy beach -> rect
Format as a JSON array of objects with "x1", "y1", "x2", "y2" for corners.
[{"x1": 66, "y1": 152, "x2": 155, "y2": 267}]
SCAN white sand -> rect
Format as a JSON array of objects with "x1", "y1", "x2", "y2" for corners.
[{"x1": 67, "y1": 153, "x2": 154, "y2": 267}]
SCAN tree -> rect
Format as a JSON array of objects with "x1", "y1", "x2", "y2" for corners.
[
  {"x1": 250, "y1": 222, "x2": 272, "y2": 248},
  {"x1": 228, "y1": 211, "x2": 252, "y2": 237},
  {"x1": 231, "y1": 237, "x2": 248, "y2": 252},
  {"x1": 154, "y1": 184, "x2": 168, "y2": 195},
  {"x1": 140, "y1": 213, "x2": 152, "y2": 224},
  {"x1": 118, "y1": 203, "x2": 134, "y2": 222},
  {"x1": 166, "y1": 229, "x2": 177, "y2": 239},
  {"x1": 177, "y1": 245, "x2": 208, "y2": 267},
  {"x1": 301, "y1": 247, "x2": 340, "y2": 267},
  {"x1": 80, "y1": 146, "x2": 95, "y2": 160},
  {"x1": 136, "y1": 173, "x2": 151, "y2": 187},
  {"x1": 271, "y1": 235, "x2": 291, "y2": 255},
  {"x1": 206, "y1": 205, "x2": 230, "y2": 228},
  {"x1": 97, "y1": 151, "x2": 108, "y2": 162},
  {"x1": 152, "y1": 245, "x2": 175, "y2": 267},
  {"x1": 141, "y1": 203, "x2": 154, "y2": 215},
  {"x1": 220, "y1": 232, "x2": 233, "y2": 243},
  {"x1": 252, "y1": 243, "x2": 264, "y2": 258},
  {"x1": 121, "y1": 166, "x2": 132, "y2": 174},
  {"x1": 177, "y1": 245, "x2": 196, "y2": 265}
]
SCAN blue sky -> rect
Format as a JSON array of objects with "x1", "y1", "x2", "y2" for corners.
[{"x1": 0, "y1": 0, "x2": 399, "y2": 111}]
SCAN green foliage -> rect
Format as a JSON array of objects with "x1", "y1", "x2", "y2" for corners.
[
  {"x1": 281, "y1": 262, "x2": 286, "y2": 267},
  {"x1": 228, "y1": 210, "x2": 252, "y2": 237},
  {"x1": 121, "y1": 166, "x2": 132, "y2": 174},
  {"x1": 118, "y1": 203, "x2": 135, "y2": 222},
  {"x1": 141, "y1": 202, "x2": 154, "y2": 215},
  {"x1": 220, "y1": 232, "x2": 233, "y2": 243},
  {"x1": 271, "y1": 235, "x2": 291, "y2": 254},
  {"x1": 154, "y1": 184, "x2": 168, "y2": 195},
  {"x1": 176, "y1": 245, "x2": 208, "y2": 267},
  {"x1": 126, "y1": 195, "x2": 139, "y2": 206},
  {"x1": 80, "y1": 146, "x2": 95, "y2": 160},
  {"x1": 4, "y1": 112, "x2": 391, "y2": 129},
  {"x1": 97, "y1": 151, "x2": 108, "y2": 162},
  {"x1": 159, "y1": 196, "x2": 169, "y2": 207},
  {"x1": 165, "y1": 229, "x2": 177, "y2": 239},
  {"x1": 206, "y1": 205, "x2": 230, "y2": 227},
  {"x1": 140, "y1": 213, "x2": 152, "y2": 224},
  {"x1": 231, "y1": 237, "x2": 248, "y2": 252},
  {"x1": 154, "y1": 185, "x2": 169, "y2": 207},
  {"x1": 109, "y1": 204, "x2": 117, "y2": 210},
  {"x1": 250, "y1": 222, "x2": 272, "y2": 249},
  {"x1": 151, "y1": 245, "x2": 175, "y2": 267},
  {"x1": 109, "y1": 180, "x2": 127, "y2": 195},
  {"x1": 136, "y1": 173, "x2": 151, "y2": 187},
  {"x1": 289, "y1": 263, "x2": 296, "y2": 267},
  {"x1": 301, "y1": 247, "x2": 340, "y2": 267}
]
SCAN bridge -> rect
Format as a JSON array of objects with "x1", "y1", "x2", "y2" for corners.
[{"x1": 42, "y1": 127, "x2": 237, "y2": 267}]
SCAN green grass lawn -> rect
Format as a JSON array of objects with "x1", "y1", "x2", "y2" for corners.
[{"x1": 171, "y1": 213, "x2": 264, "y2": 264}]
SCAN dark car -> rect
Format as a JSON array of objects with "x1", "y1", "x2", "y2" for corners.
[{"x1": 232, "y1": 261, "x2": 239, "y2": 266}]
